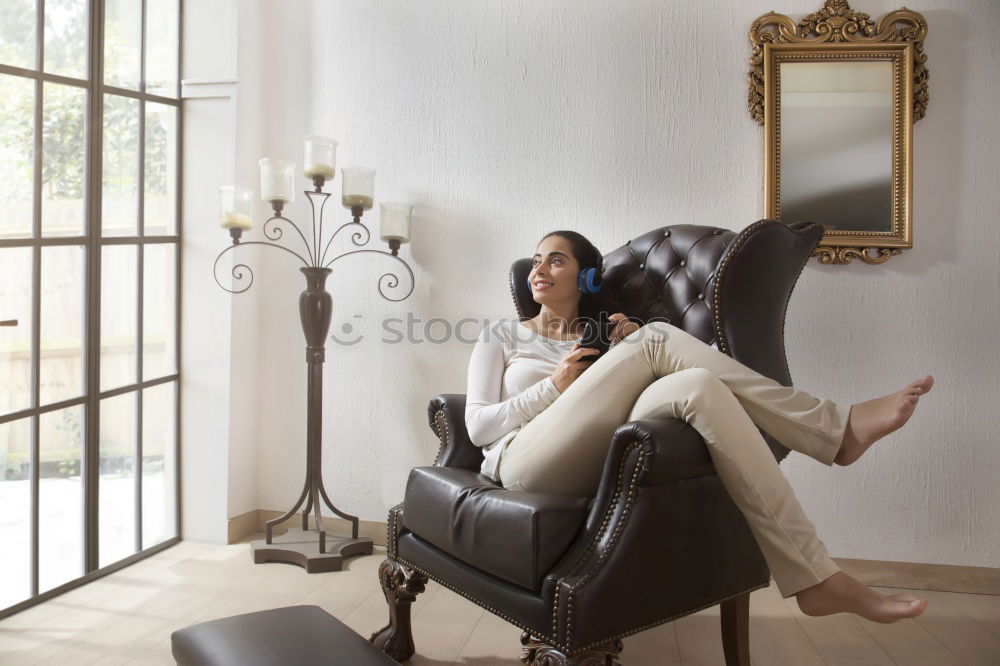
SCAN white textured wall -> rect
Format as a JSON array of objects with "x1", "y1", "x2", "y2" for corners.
[
  {"x1": 223, "y1": 1, "x2": 999, "y2": 568},
  {"x1": 179, "y1": 0, "x2": 240, "y2": 542}
]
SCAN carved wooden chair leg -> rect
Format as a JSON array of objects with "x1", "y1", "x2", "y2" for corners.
[
  {"x1": 370, "y1": 559, "x2": 429, "y2": 662},
  {"x1": 720, "y1": 591, "x2": 751, "y2": 666},
  {"x1": 520, "y1": 632, "x2": 624, "y2": 665}
]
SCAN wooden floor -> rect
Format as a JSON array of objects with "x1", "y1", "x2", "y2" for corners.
[{"x1": 1, "y1": 537, "x2": 998, "y2": 665}]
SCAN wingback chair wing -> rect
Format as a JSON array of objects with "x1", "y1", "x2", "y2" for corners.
[{"x1": 371, "y1": 220, "x2": 826, "y2": 665}]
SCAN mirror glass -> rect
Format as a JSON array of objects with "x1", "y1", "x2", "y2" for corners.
[{"x1": 779, "y1": 60, "x2": 893, "y2": 232}]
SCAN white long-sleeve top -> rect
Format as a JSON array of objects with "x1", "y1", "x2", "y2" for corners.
[{"x1": 464, "y1": 319, "x2": 581, "y2": 482}]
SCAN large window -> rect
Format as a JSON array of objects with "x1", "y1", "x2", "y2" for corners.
[{"x1": 0, "y1": 0, "x2": 180, "y2": 616}]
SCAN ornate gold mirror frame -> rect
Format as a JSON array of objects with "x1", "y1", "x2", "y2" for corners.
[{"x1": 748, "y1": 0, "x2": 928, "y2": 264}]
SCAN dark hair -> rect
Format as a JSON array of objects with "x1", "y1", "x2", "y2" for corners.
[{"x1": 537, "y1": 230, "x2": 615, "y2": 324}]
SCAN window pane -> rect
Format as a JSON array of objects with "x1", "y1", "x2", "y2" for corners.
[
  {"x1": 39, "y1": 405, "x2": 84, "y2": 593},
  {"x1": 0, "y1": 418, "x2": 32, "y2": 608},
  {"x1": 144, "y1": 103, "x2": 177, "y2": 235},
  {"x1": 0, "y1": 248, "x2": 33, "y2": 416},
  {"x1": 40, "y1": 245, "x2": 85, "y2": 406},
  {"x1": 0, "y1": 0, "x2": 36, "y2": 69},
  {"x1": 141, "y1": 382, "x2": 175, "y2": 548},
  {"x1": 102, "y1": 94, "x2": 139, "y2": 236},
  {"x1": 145, "y1": 0, "x2": 178, "y2": 97},
  {"x1": 101, "y1": 245, "x2": 137, "y2": 390},
  {"x1": 0, "y1": 74, "x2": 34, "y2": 239},
  {"x1": 143, "y1": 244, "x2": 176, "y2": 379},
  {"x1": 41, "y1": 82, "x2": 86, "y2": 237},
  {"x1": 103, "y1": 0, "x2": 141, "y2": 90},
  {"x1": 99, "y1": 392, "x2": 136, "y2": 567},
  {"x1": 44, "y1": 0, "x2": 87, "y2": 79}
]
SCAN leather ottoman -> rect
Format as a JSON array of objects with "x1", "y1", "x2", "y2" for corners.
[{"x1": 170, "y1": 605, "x2": 397, "y2": 665}]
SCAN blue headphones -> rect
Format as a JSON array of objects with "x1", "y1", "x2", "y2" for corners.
[{"x1": 527, "y1": 267, "x2": 602, "y2": 294}]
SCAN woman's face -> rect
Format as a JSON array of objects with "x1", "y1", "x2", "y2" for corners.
[{"x1": 529, "y1": 235, "x2": 582, "y2": 305}]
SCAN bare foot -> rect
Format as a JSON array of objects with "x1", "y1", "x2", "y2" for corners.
[
  {"x1": 834, "y1": 375, "x2": 934, "y2": 466},
  {"x1": 796, "y1": 571, "x2": 928, "y2": 623}
]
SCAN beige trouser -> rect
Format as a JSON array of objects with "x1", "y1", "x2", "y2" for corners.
[{"x1": 497, "y1": 321, "x2": 851, "y2": 598}]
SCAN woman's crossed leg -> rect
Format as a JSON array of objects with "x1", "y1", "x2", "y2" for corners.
[{"x1": 499, "y1": 321, "x2": 849, "y2": 497}]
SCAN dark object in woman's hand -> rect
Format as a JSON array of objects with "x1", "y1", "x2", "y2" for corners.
[{"x1": 579, "y1": 311, "x2": 615, "y2": 362}]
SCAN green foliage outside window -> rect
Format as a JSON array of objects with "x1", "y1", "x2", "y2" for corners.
[{"x1": 0, "y1": 2, "x2": 169, "y2": 213}]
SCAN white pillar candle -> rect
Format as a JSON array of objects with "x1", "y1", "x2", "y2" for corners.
[
  {"x1": 221, "y1": 212, "x2": 252, "y2": 229},
  {"x1": 341, "y1": 166, "x2": 375, "y2": 210},
  {"x1": 219, "y1": 185, "x2": 253, "y2": 229},
  {"x1": 258, "y1": 158, "x2": 295, "y2": 203},
  {"x1": 379, "y1": 202, "x2": 412, "y2": 243},
  {"x1": 304, "y1": 135, "x2": 337, "y2": 180}
]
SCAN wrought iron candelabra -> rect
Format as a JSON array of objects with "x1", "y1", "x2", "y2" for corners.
[{"x1": 214, "y1": 180, "x2": 415, "y2": 573}]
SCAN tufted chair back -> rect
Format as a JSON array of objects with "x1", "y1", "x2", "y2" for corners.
[{"x1": 509, "y1": 225, "x2": 734, "y2": 347}]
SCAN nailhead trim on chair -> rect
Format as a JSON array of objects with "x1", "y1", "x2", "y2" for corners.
[
  {"x1": 552, "y1": 442, "x2": 641, "y2": 639},
  {"x1": 559, "y1": 441, "x2": 652, "y2": 582},
  {"x1": 509, "y1": 268, "x2": 528, "y2": 321},
  {"x1": 563, "y1": 443, "x2": 645, "y2": 647},
  {"x1": 387, "y1": 503, "x2": 404, "y2": 559},
  {"x1": 570, "y1": 578, "x2": 771, "y2": 655},
  {"x1": 710, "y1": 219, "x2": 772, "y2": 356},
  {"x1": 395, "y1": 553, "x2": 550, "y2": 640},
  {"x1": 431, "y1": 409, "x2": 450, "y2": 467}
]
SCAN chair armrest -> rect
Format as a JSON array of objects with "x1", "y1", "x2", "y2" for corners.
[
  {"x1": 426, "y1": 394, "x2": 483, "y2": 471},
  {"x1": 617, "y1": 418, "x2": 716, "y2": 487},
  {"x1": 542, "y1": 416, "x2": 716, "y2": 584}
]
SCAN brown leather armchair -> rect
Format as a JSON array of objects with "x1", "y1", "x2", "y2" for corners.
[{"x1": 371, "y1": 220, "x2": 826, "y2": 665}]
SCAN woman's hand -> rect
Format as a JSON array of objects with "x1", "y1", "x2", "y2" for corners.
[
  {"x1": 551, "y1": 343, "x2": 601, "y2": 393},
  {"x1": 608, "y1": 313, "x2": 640, "y2": 344}
]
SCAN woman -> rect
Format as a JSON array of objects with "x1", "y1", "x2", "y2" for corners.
[{"x1": 465, "y1": 229, "x2": 934, "y2": 624}]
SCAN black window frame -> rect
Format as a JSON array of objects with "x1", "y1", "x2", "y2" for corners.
[{"x1": 0, "y1": 0, "x2": 183, "y2": 619}]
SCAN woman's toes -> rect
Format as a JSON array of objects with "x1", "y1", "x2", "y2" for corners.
[
  {"x1": 867, "y1": 595, "x2": 929, "y2": 623},
  {"x1": 897, "y1": 597, "x2": 929, "y2": 616},
  {"x1": 837, "y1": 379, "x2": 931, "y2": 466},
  {"x1": 893, "y1": 599, "x2": 928, "y2": 618}
]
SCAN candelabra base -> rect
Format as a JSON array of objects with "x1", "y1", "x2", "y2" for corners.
[{"x1": 250, "y1": 528, "x2": 374, "y2": 573}]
